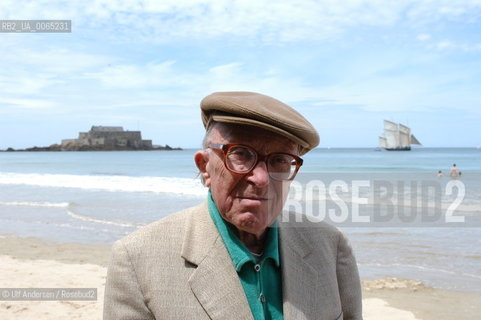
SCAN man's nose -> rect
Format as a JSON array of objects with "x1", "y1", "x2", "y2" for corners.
[{"x1": 246, "y1": 160, "x2": 270, "y2": 187}]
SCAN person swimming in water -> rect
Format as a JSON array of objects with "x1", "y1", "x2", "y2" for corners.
[{"x1": 450, "y1": 164, "x2": 459, "y2": 178}]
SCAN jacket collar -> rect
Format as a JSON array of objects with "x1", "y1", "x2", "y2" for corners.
[
  {"x1": 278, "y1": 217, "x2": 321, "y2": 320},
  {"x1": 181, "y1": 202, "x2": 253, "y2": 320},
  {"x1": 180, "y1": 203, "x2": 321, "y2": 320}
]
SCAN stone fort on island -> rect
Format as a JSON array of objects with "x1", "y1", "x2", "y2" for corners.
[{"x1": 61, "y1": 126, "x2": 153, "y2": 151}]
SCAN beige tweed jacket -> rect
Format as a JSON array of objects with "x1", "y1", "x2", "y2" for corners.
[{"x1": 103, "y1": 202, "x2": 362, "y2": 320}]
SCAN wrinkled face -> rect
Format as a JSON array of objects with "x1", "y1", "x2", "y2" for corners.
[{"x1": 195, "y1": 123, "x2": 299, "y2": 237}]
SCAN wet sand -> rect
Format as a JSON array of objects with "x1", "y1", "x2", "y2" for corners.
[{"x1": 1, "y1": 234, "x2": 479, "y2": 319}]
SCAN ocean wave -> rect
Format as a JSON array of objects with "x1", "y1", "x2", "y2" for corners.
[
  {"x1": 0, "y1": 217, "x2": 126, "y2": 234},
  {"x1": 356, "y1": 231, "x2": 408, "y2": 237},
  {"x1": 359, "y1": 262, "x2": 481, "y2": 280},
  {"x1": 66, "y1": 210, "x2": 142, "y2": 228},
  {"x1": 0, "y1": 201, "x2": 71, "y2": 208},
  {"x1": 0, "y1": 172, "x2": 207, "y2": 196}
]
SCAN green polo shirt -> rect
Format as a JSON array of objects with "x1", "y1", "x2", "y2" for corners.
[{"x1": 208, "y1": 191, "x2": 283, "y2": 320}]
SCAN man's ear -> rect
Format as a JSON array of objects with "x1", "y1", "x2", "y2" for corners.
[{"x1": 194, "y1": 150, "x2": 211, "y2": 187}]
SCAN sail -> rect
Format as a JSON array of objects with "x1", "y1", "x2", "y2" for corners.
[
  {"x1": 384, "y1": 130, "x2": 398, "y2": 149},
  {"x1": 384, "y1": 120, "x2": 398, "y2": 132},
  {"x1": 410, "y1": 134, "x2": 421, "y2": 145},
  {"x1": 380, "y1": 120, "x2": 421, "y2": 150},
  {"x1": 398, "y1": 124, "x2": 410, "y2": 135},
  {"x1": 383, "y1": 120, "x2": 398, "y2": 148},
  {"x1": 379, "y1": 137, "x2": 387, "y2": 148},
  {"x1": 399, "y1": 124, "x2": 411, "y2": 148},
  {"x1": 399, "y1": 132, "x2": 410, "y2": 148}
]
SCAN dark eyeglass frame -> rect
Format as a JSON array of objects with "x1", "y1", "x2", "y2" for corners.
[{"x1": 208, "y1": 143, "x2": 303, "y2": 181}]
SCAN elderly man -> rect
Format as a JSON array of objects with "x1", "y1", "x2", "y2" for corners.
[{"x1": 103, "y1": 92, "x2": 362, "y2": 320}]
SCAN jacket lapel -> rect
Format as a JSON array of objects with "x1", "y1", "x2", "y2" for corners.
[
  {"x1": 279, "y1": 222, "x2": 322, "y2": 320},
  {"x1": 181, "y1": 203, "x2": 253, "y2": 320}
]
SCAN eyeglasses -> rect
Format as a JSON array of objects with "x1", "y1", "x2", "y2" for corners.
[{"x1": 209, "y1": 143, "x2": 303, "y2": 181}]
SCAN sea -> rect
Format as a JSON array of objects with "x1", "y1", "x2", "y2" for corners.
[{"x1": 1, "y1": 148, "x2": 480, "y2": 293}]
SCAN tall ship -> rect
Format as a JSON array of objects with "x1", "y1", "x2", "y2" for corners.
[{"x1": 379, "y1": 120, "x2": 421, "y2": 151}]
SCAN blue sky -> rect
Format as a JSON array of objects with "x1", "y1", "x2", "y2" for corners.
[{"x1": 1, "y1": 0, "x2": 480, "y2": 149}]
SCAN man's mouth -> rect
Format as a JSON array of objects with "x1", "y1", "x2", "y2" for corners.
[{"x1": 239, "y1": 196, "x2": 269, "y2": 201}]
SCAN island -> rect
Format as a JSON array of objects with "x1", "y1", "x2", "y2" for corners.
[{"x1": 3, "y1": 126, "x2": 182, "y2": 152}]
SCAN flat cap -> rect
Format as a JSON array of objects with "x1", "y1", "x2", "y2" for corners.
[{"x1": 201, "y1": 91, "x2": 319, "y2": 155}]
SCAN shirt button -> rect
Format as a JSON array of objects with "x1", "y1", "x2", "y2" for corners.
[
  {"x1": 260, "y1": 294, "x2": 266, "y2": 303},
  {"x1": 254, "y1": 264, "x2": 261, "y2": 272}
]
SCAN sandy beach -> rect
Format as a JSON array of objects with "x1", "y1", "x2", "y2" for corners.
[{"x1": 1, "y1": 234, "x2": 480, "y2": 320}]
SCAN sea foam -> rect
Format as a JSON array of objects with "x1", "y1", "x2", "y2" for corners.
[
  {"x1": 0, "y1": 172, "x2": 207, "y2": 196},
  {"x1": 66, "y1": 210, "x2": 141, "y2": 228},
  {"x1": 0, "y1": 201, "x2": 71, "y2": 208}
]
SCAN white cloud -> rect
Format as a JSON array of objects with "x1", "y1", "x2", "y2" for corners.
[
  {"x1": 85, "y1": 60, "x2": 201, "y2": 89},
  {"x1": 64, "y1": 57, "x2": 481, "y2": 116},
  {"x1": 0, "y1": 46, "x2": 112, "y2": 74},
  {"x1": 430, "y1": 40, "x2": 481, "y2": 52},
  {"x1": 87, "y1": 61, "x2": 310, "y2": 104},
  {"x1": 417, "y1": 33, "x2": 431, "y2": 41},
  {"x1": 0, "y1": 73, "x2": 60, "y2": 95},
  {"x1": 1, "y1": 0, "x2": 480, "y2": 43},
  {"x1": 202, "y1": 63, "x2": 321, "y2": 103},
  {"x1": 437, "y1": 40, "x2": 455, "y2": 49},
  {"x1": 0, "y1": 98, "x2": 57, "y2": 110},
  {"x1": 0, "y1": 45, "x2": 114, "y2": 98}
]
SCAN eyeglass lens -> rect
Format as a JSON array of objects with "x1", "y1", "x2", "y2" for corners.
[{"x1": 225, "y1": 145, "x2": 297, "y2": 180}]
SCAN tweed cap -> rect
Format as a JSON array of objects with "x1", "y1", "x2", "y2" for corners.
[{"x1": 201, "y1": 91, "x2": 319, "y2": 155}]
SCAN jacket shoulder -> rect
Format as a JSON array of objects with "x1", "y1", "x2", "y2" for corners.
[
  {"x1": 279, "y1": 211, "x2": 346, "y2": 239},
  {"x1": 115, "y1": 202, "x2": 206, "y2": 254}
]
